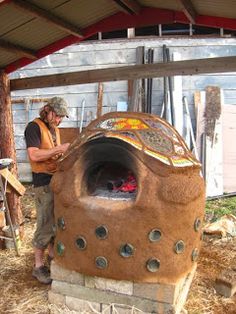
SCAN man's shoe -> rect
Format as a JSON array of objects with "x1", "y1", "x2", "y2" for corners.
[{"x1": 32, "y1": 265, "x2": 52, "y2": 284}]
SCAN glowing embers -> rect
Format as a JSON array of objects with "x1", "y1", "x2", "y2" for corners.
[
  {"x1": 96, "y1": 118, "x2": 148, "y2": 130},
  {"x1": 146, "y1": 258, "x2": 161, "y2": 272},
  {"x1": 120, "y1": 243, "x2": 135, "y2": 258},
  {"x1": 86, "y1": 162, "x2": 137, "y2": 200}
]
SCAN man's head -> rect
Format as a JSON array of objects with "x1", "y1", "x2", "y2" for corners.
[
  {"x1": 46, "y1": 97, "x2": 69, "y2": 118},
  {"x1": 40, "y1": 97, "x2": 69, "y2": 127}
]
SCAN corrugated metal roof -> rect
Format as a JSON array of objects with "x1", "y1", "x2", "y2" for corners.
[
  {"x1": 52, "y1": 0, "x2": 118, "y2": 29},
  {"x1": 139, "y1": 0, "x2": 181, "y2": 11},
  {"x1": 3, "y1": 19, "x2": 67, "y2": 50},
  {"x1": 0, "y1": 49, "x2": 18, "y2": 68},
  {"x1": 0, "y1": 4, "x2": 31, "y2": 37},
  {"x1": 0, "y1": 0, "x2": 236, "y2": 74},
  {"x1": 193, "y1": 0, "x2": 236, "y2": 19}
]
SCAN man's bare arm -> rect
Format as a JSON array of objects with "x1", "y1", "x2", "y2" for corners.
[{"x1": 27, "y1": 143, "x2": 70, "y2": 162}]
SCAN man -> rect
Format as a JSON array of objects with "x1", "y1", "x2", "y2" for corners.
[{"x1": 24, "y1": 97, "x2": 70, "y2": 284}]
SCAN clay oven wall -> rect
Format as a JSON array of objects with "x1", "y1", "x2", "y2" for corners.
[{"x1": 51, "y1": 112, "x2": 205, "y2": 284}]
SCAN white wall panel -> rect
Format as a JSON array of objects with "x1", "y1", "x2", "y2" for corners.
[{"x1": 10, "y1": 37, "x2": 236, "y2": 182}]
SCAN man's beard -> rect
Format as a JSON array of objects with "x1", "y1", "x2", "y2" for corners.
[{"x1": 48, "y1": 120, "x2": 59, "y2": 128}]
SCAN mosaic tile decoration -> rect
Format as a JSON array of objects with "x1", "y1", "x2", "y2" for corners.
[
  {"x1": 106, "y1": 133, "x2": 142, "y2": 150},
  {"x1": 138, "y1": 130, "x2": 174, "y2": 154},
  {"x1": 96, "y1": 118, "x2": 149, "y2": 130},
  {"x1": 144, "y1": 118, "x2": 178, "y2": 140},
  {"x1": 85, "y1": 114, "x2": 201, "y2": 168}
]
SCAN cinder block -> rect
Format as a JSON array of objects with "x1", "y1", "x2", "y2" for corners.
[
  {"x1": 101, "y1": 303, "x2": 152, "y2": 314},
  {"x1": 48, "y1": 290, "x2": 66, "y2": 306},
  {"x1": 51, "y1": 261, "x2": 85, "y2": 285},
  {"x1": 85, "y1": 275, "x2": 133, "y2": 295},
  {"x1": 133, "y1": 282, "x2": 176, "y2": 304},
  {"x1": 84, "y1": 276, "x2": 95, "y2": 289},
  {"x1": 174, "y1": 265, "x2": 197, "y2": 314},
  {"x1": 215, "y1": 269, "x2": 236, "y2": 298},
  {"x1": 51, "y1": 280, "x2": 172, "y2": 313},
  {"x1": 66, "y1": 295, "x2": 101, "y2": 313},
  {"x1": 133, "y1": 268, "x2": 193, "y2": 305}
]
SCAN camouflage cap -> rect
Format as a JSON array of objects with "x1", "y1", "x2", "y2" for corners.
[{"x1": 47, "y1": 97, "x2": 69, "y2": 118}]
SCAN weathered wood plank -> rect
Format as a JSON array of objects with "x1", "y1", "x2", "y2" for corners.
[
  {"x1": 0, "y1": 168, "x2": 26, "y2": 196},
  {"x1": 96, "y1": 83, "x2": 103, "y2": 118},
  {"x1": 222, "y1": 105, "x2": 236, "y2": 193},
  {"x1": 10, "y1": 56, "x2": 236, "y2": 91}
]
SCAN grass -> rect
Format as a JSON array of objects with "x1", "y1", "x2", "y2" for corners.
[{"x1": 205, "y1": 196, "x2": 236, "y2": 221}]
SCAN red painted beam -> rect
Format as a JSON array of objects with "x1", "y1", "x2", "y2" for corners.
[
  {"x1": 6, "y1": 7, "x2": 175, "y2": 74},
  {"x1": 84, "y1": 8, "x2": 175, "y2": 34},
  {"x1": 175, "y1": 11, "x2": 236, "y2": 30},
  {"x1": 5, "y1": 7, "x2": 236, "y2": 74},
  {"x1": 197, "y1": 15, "x2": 236, "y2": 30}
]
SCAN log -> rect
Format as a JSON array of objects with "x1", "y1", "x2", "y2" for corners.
[{"x1": 0, "y1": 71, "x2": 23, "y2": 231}]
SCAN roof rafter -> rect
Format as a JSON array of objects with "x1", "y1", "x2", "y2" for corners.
[
  {"x1": 0, "y1": 38, "x2": 37, "y2": 59},
  {"x1": 178, "y1": 0, "x2": 197, "y2": 24},
  {"x1": 112, "y1": 0, "x2": 141, "y2": 15},
  {"x1": 11, "y1": 0, "x2": 83, "y2": 38},
  {"x1": 5, "y1": 7, "x2": 236, "y2": 74}
]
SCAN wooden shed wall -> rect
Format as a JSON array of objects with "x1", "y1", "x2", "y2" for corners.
[{"x1": 9, "y1": 37, "x2": 236, "y2": 182}]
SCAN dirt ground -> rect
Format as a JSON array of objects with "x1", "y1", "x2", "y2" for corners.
[{"x1": 0, "y1": 186, "x2": 236, "y2": 314}]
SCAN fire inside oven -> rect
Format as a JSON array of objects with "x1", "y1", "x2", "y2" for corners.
[{"x1": 82, "y1": 138, "x2": 137, "y2": 200}]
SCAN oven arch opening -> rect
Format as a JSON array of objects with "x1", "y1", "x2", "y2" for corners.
[{"x1": 81, "y1": 139, "x2": 138, "y2": 200}]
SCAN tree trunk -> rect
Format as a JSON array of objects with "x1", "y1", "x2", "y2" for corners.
[{"x1": 0, "y1": 71, "x2": 23, "y2": 234}]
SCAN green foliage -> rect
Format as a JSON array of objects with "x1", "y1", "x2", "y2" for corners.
[{"x1": 205, "y1": 196, "x2": 236, "y2": 221}]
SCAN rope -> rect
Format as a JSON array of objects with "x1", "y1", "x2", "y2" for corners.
[{"x1": 87, "y1": 301, "x2": 145, "y2": 314}]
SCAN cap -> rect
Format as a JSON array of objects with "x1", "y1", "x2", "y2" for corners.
[{"x1": 47, "y1": 97, "x2": 69, "y2": 118}]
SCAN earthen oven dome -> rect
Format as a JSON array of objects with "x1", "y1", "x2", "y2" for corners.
[{"x1": 51, "y1": 112, "x2": 205, "y2": 284}]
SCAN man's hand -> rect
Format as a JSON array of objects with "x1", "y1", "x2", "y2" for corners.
[
  {"x1": 27, "y1": 142, "x2": 70, "y2": 162},
  {"x1": 59, "y1": 143, "x2": 70, "y2": 153}
]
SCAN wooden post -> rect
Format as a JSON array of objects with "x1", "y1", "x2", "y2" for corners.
[
  {"x1": 97, "y1": 82, "x2": 103, "y2": 118},
  {"x1": 0, "y1": 71, "x2": 23, "y2": 233},
  {"x1": 129, "y1": 46, "x2": 145, "y2": 112}
]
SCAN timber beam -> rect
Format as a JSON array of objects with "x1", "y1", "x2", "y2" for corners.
[
  {"x1": 11, "y1": 0, "x2": 83, "y2": 38},
  {"x1": 112, "y1": 0, "x2": 141, "y2": 15},
  {"x1": 178, "y1": 0, "x2": 197, "y2": 24},
  {"x1": 10, "y1": 56, "x2": 236, "y2": 91},
  {"x1": 0, "y1": 38, "x2": 37, "y2": 59}
]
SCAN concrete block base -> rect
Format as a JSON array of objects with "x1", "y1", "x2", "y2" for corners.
[{"x1": 49, "y1": 262, "x2": 196, "y2": 314}]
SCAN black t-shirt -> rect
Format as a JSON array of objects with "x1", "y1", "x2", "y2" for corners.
[{"x1": 24, "y1": 120, "x2": 52, "y2": 187}]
